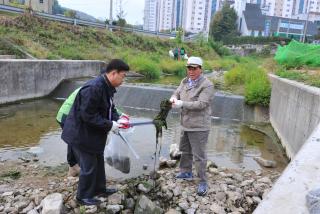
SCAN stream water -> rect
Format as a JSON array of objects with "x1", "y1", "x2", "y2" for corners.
[{"x1": 0, "y1": 97, "x2": 288, "y2": 179}]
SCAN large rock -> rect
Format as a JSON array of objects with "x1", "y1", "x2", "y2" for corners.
[
  {"x1": 165, "y1": 209, "x2": 181, "y2": 214},
  {"x1": 108, "y1": 193, "x2": 125, "y2": 205},
  {"x1": 106, "y1": 205, "x2": 123, "y2": 214},
  {"x1": 134, "y1": 195, "x2": 163, "y2": 214},
  {"x1": 40, "y1": 193, "x2": 63, "y2": 214},
  {"x1": 253, "y1": 157, "x2": 276, "y2": 168}
]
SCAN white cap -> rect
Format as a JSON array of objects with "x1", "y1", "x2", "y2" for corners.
[{"x1": 186, "y1": 56, "x2": 203, "y2": 67}]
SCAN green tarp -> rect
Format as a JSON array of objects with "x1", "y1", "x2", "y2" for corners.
[{"x1": 274, "y1": 40, "x2": 320, "y2": 68}]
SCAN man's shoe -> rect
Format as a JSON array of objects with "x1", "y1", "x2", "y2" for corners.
[
  {"x1": 68, "y1": 164, "x2": 80, "y2": 177},
  {"x1": 176, "y1": 172, "x2": 193, "y2": 180},
  {"x1": 96, "y1": 188, "x2": 118, "y2": 197},
  {"x1": 197, "y1": 182, "x2": 208, "y2": 196},
  {"x1": 76, "y1": 197, "x2": 101, "y2": 206}
]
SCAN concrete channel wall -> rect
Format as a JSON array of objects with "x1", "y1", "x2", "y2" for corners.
[
  {"x1": 114, "y1": 85, "x2": 269, "y2": 122},
  {"x1": 254, "y1": 75, "x2": 320, "y2": 214},
  {"x1": 0, "y1": 59, "x2": 104, "y2": 105},
  {"x1": 268, "y1": 74, "x2": 320, "y2": 159}
]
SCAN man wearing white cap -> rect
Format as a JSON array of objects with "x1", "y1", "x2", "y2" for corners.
[{"x1": 170, "y1": 56, "x2": 214, "y2": 196}]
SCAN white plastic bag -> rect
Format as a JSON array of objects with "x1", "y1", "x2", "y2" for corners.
[{"x1": 105, "y1": 133, "x2": 131, "y2": 174}]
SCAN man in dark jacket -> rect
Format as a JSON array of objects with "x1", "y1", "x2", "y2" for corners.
[{"x1": 61, "y1": 59, "x2": 129, "y2": 206}]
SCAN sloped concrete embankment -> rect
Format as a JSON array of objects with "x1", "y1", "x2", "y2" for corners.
[
  {"x1": 115, "y1": 85, "x2": 269, "y2": 122},
  {"x1": 0, "y1": 59, "x2": 104, "y2": 105},
  {"x1": 254, "y1": 74, "x2": 320, "y2": 214}
]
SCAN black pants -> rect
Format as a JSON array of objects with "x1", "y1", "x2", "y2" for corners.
[
  {"x1": 59, "y1": 116, "x2": 77, "y2": 167},
  {"x1": 72, "y1": 145, "x2": 106, "y2": 199}
]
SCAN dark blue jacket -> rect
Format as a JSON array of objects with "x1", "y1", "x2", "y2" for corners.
[{"x1": 61, "y1": 75, "x2": 120, "y2": 153}]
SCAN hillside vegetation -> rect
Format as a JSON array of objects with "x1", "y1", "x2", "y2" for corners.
[
  {"x1": 0, "y1": 13, "x2": 275, "y2": 106},
  {"x1": 0, "y1": 13, "x2": 220, "y2": 76}
]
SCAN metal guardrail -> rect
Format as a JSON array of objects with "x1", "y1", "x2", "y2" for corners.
[{"x1": 0, "y1": 4, "x2": 176, "y2": 38}]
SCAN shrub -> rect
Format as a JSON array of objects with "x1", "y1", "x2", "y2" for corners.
[
  {"x1": 259, "y1": 45, "x2": 271, "y2": 56},
  {"x1": 223, "y1": 36, "x2": 291, "y2": 45},
  {"x1": 208, "y1": 39, "x2": 230, "y2": 56},
  {"x1": 225, "y1": 63, "x2": 271, "y2": 106},
  {"x1": 224, "y1": 64, "x2": 247, "y2": 85},
  {"x1": 245, "y1": 76, "x2": 271, "y2": 106}
]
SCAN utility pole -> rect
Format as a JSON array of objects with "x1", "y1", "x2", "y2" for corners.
[
  {"x1": 302, "y1": 0, "x2": 310, "y2": 43},
  {"x1": 109, "y1": 0, "x2": 113, "y2": 24}
]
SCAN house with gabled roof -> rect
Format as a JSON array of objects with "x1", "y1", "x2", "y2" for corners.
[{"x1": 238, "y1": 3, "x2": 318, "y2": 40}]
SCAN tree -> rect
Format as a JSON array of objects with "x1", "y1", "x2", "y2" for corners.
[
  {"x1": 209, "y1": 4, "x2": 237, "y2": 42},
  {"x1": 175, "y1": 27, "x2": 184, "y2": 44},
  {"x1": 52, "y1": 0, "x2": 65, "y2": 15},
  {"x1": 115, "y1": 0, "x2": 127, "y2": 27},
  {"x1": 116, "y1": 15, "x2": 126, "y2": 27}
]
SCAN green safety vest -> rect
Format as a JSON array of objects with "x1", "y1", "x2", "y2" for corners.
[{"x1": 56, "y1": 87, "x2": 81, "y2": 123}]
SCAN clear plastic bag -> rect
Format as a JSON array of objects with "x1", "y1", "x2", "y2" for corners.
[{"x1": 105, "y1": 133, "x2": 131, "y2": 174}]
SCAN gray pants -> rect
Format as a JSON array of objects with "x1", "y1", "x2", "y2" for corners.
[{"x1": 179, "y1": 130, "x2": 209, "y2": 182}]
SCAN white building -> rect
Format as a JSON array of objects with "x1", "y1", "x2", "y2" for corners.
[
  {"x1": 238, "y1": 3, "x2": 318, "y2": 39},
  {"x1": 143, "y1": 0, "x2": 213, "y2": 33},
  {"x1": 233, "y1": 0, "x2": 320, "y2": 21},
  {"x1": 143, "y1": 0, "x2": 159, "y2": 31},
  {"x1": 25, "y1": 0, "x2": 53, "y2": 14},
  {"x1": 158, "y1": 0, "x2": 175, "y2": 31},
  {"x1": 292, "y1": 0, "x2": 320, "y2": 22},
  {"x1": 182, "y1": 0, "x2": 212, "y2": 33}
]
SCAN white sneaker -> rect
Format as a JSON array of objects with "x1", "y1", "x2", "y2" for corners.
[{"x1": 68, "y1": 164, "x2": 80, "y2": 177}]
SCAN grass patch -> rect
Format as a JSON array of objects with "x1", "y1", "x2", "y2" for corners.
[
  {"x1": 276, "y1": 69, "x2": 320, "y2": 88},
  {"x1": 128, "y1": 55, "x2": 161, "y2": 79},
  {"x1": 160, "y1": 59, "x2": 186, "y2": 77}
]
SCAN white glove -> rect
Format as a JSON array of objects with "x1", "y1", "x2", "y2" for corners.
[
  {"x1": 169, "y1": 97, "x2": 177, "y2": 103},
  {"x1": 172, "y1": 99, "x2": 183, "y2": 109},
  {"x1": 111, "y1": 121, "x2": 120, "y2": 132},
  {"x1": 117, "y1": 117, "x2": 130, "y2": 129}
]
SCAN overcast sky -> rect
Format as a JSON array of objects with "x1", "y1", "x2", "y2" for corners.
[{"x1": 58, "y1": 0, "x2": 145, "y2": 25}]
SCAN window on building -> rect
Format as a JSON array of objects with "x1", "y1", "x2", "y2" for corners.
[{"x1": 39, "y1": 0, "x2": 43, "y2": 3}]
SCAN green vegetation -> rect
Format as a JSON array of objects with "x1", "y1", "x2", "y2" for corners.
[
  {"x1": 276, "y1": 69, "x2": 320, "y2": 88},
  {"x1": 209, "y1": 4, "x2": 237, "y2": 42},
  {"x1": 0, "y1": 13, "x2": 276, "y2": 106},
  {"x1": 0, "y1": 170, "x2": 21, "y2": 180},
  {"x1": 223, "y1": 36, "x2": 291, "y2": 45},
  {"x1": 224, "y1": 59, "x2": 271, "y2": 106},
  {"x1": 0, "y1": 13, "x2": 219, "y2": 80}
]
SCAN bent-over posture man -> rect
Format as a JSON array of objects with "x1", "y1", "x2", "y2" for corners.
[{"x1": 61, "y1": 59, "x2": 129, "y2": 205}]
